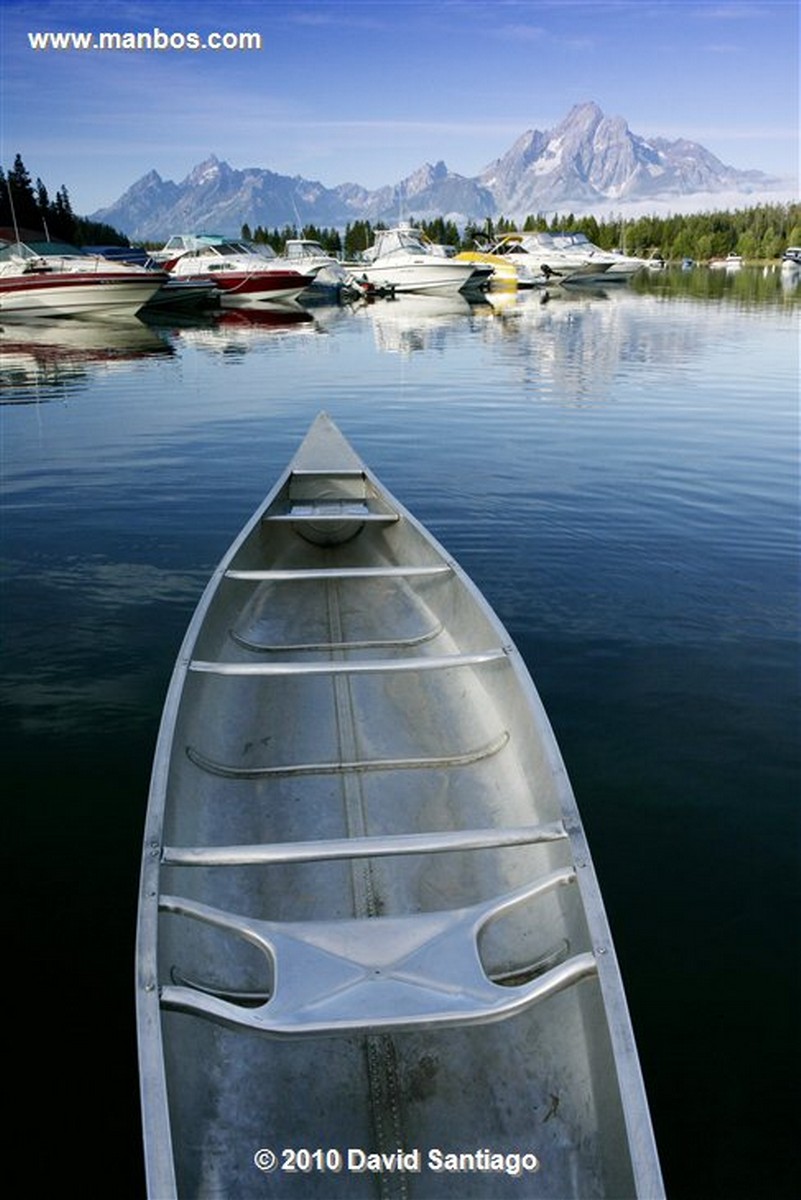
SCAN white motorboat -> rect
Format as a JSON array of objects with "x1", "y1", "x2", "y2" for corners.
[
  {"x1": 547, "y1": 232, "x2": 648, "y2": 279},
  {"x1": 0, "y1": 234, "x2": 168, "y2": 318},
  {"x1": 490, "y1": 233, "x2": 643, "y2": 285},
  {"x1": 355, "y1": 227, "x2": 485, "y2": 295},
  {"x1": 163, "y1": 236, "x2": 316, "y2": 306},
  {"x1": 780, "y1": 246, "x2": 801, "y2": 273}
]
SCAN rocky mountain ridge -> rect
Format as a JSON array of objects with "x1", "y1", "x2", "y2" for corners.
[{"x1": 92, "y1": 101, "x2": 780, "y2": 242}]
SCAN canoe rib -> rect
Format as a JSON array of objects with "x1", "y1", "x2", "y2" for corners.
[
  {"x1": 228, "y1": 618, "x2": 444, "y2": 654},
  {"x1": 157, "y1": 868, "x2": 598, "y2": 1036},
  {"x1": 185, "y1": 728, "x2": 510, "y2": 779}
]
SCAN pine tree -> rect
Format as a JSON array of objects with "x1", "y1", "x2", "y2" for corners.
[{"x1": 6, "y1": 154, "x2": 39, "y2": 230}]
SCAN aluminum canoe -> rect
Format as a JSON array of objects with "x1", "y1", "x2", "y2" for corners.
[{"x1": 136, "y1": 412, "x2": 663, "y2": 1198}]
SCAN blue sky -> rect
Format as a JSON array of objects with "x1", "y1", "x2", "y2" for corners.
[{"x1": 1, "y1": 0, "x2": 798, "y2": 216}]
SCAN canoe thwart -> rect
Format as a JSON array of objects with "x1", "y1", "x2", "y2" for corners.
[
  {"x1": 224, "y1": 565, "x2": 452, "y2": 580},
  {"x1": 188, "y1": 648, "x2": 508, "y2": 676},
  {"x1": 162, "y1": 818, "x2": 566, "y2": 866},
  {"x1": 158, "y1": 869, "x2": 597, "y2": 1036}
]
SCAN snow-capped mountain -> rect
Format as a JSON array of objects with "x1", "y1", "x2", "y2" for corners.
[
  {"x1": 480, "y1": 102, "x2": 768, "y2": 210},
  {"x1": 91, "y1": 102, "x2": 781, "y2": 241}
]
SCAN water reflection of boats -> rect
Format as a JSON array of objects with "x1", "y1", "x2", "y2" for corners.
[
  {"x1": 485, "y1": 284, "x2": 612, "y2": 316},
  {"x1": 215, "y1": 304, "x2": 315, "y2": 330},
  {"x1": 0, "y1": 315, "x2": 172, "y2": 397},
  {"x1": 708, "y1": 253, "x2": 743, "y2": 270},
  {"x1": 162, "y1": 302, "x2": 316, "y2": 355},
  {"x1": 360, "y1": 292, "x2": 488, "y2": 354}
]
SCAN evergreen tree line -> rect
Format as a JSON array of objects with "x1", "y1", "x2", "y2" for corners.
[
  {"x1": 247, "y1": 204, "x2": 801, "y2": 263},
  {"x1": 0, "y1": 154, "x2": 128, "y2": 247}
]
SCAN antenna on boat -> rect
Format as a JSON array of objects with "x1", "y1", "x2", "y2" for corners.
[
  {"x1": 292, "y1": 186, "x2": 302, "y2": 240},
  {"x1": 5, "y1": 165, "x2": 22, "y2": 247}
]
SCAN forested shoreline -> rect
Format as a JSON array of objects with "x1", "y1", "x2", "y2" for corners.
[{"x1": 247, "y1": 202, "x2": 801, "y2": 263}]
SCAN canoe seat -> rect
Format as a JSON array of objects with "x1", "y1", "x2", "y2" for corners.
[
  {"x1": 159, "y1": 869, "x2": 597, "y2": 1037},
  {"x1": 263, "y1": 498, "x2": 399, "y2": 524}
]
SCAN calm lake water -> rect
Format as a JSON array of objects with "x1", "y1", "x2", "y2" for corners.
[{"x1": 2, "y1": 267, "x2": 799, "y2": 1198}]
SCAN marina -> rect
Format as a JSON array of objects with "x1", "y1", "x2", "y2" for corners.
[{"x1": 2, "y1": 266, "x2": 799, "y2": 1198}]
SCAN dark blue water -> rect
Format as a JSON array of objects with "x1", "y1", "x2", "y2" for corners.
[{"x1": 2, "y1": 269, "x2": 799, "y2": 1197}]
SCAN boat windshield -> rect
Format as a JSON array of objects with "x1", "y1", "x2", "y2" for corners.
[
  {"x1": 493, "y1": 238, "x2": 532, "y2": 256},
  {"x1": 187, "y1": 241, "x2": 257, "y2": 257},
  {"x1": 285, "y1": 241, "x2": 326, "y2": 260},
  {"x1": 374, "y1": 229, "x2": 428, "y2": 256},
  {"x1": 161, "y1": 236, "x2": 191, "y2": 252},
  {"x1": 0, "y1": 238, "x2": 84, "y2": 260},
  {"x1": 0, "y1": 240, "x2": 30, "y2": 261},
  {"x1": 551, "y1": 232, "x2": 596, "y2": 251},
  {"x1": 518, "y1": 234, "x2": 557, "y2": 253},
  {"x1": 245, "y1": 242, "x2": 278, "y2": 259}
]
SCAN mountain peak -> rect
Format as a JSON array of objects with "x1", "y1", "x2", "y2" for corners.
[
  {"x1": 563, "y1": 100, "x2": 604, "y2": 125},
  {"x1": 91, "y1": 103, "x2": 776, "y2": 240},
  {"x1": 185, "y1": 155, "x2": 228, "y2": 186}
]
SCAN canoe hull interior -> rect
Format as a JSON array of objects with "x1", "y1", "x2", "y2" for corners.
[{"x1": 137, "y1": 414, "x2": 662, "y2": 1198}]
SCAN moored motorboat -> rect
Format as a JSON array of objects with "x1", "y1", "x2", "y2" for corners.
[
  {"x1": 489, "y1": 233, "x2": 632, "y2": 286},
  {"x1": 456, "y1": 244, "x2": 542, "y2": 289},
  {"x1": 144, "y1": 276, "x2": 220, "y2": 311},
  {"x1": 355, "y1": 226, "x2": 485, "y2": 295},
  {"x1": 283, "y1": 239, "x2": 360, "y2": 299},
  {"x1": 137, "y1": 412, "x2": 664, "y2": 1200},
  {"x1": 165, "y1": 236, "x2": 315, "y2": 305},
  {"x1": 545, "y1": 232, "x2": 648, "y2": 279},
  {"x1": 780, "y1": 246, "x2": 801, "y2": 273},
  {"x1": 0, "y1": 231, "x2": 168, "y2": 318}
]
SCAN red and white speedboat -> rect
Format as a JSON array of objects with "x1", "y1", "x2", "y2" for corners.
[
  {"x1": 165, "y1": 238, "x2": 315, "y2": 305},
  {"x1": 0, "y1": 234, "x2": 167, "y2": 318}
]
